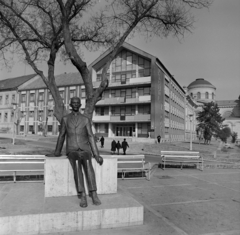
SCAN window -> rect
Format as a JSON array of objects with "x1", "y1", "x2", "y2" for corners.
[
  {"x1": 39, "y1": 92, "x2": 44, "y2": 101},
  {"x1": 205, "y1": 92, "x2": 209, "y2": 99},
  {"x1": 138, "y1": 123, "x2": 151, "y2": 134},
  {"x1": 5, "y1": 95, "x2": 9, "y2": 105},
  {"x1": 95, "y1": 107, "x2": 108, "y2": 116},
  {"x1": 12, "y1": 94, "x2": 15, "y2": 103},
  {"x1": 38, "y1": 110, "x2": 43, "y2": 120},
  {"x1": 29, "y1": 125, "x2": 34, "y2": 132},
  {"x1": 81, "y1": 89, "x2": 86, "y2": 98},
  {"x1": 138, "y1": 57, "x2": 151, "y2": 77},
  {"x1": 21, "y1": 94, "x2": 26, "y2": 102},
  {"x1": 11, "y1": 111, "x2": 14, "y2": 122},
  {"x1": 4, "y1": 112, "x2": 8, "y2": 122},
  {"x1": 0, "y1": 96, "x2": 2, "y2": 105},
  {"x1": 212, "y1": 92, "x2": 214, "y2": 99},
  {"x1": 197, "y1": 92, "x2": 201, "y2": 99},
  {"x1": 48, "y1": 93, "x2": 53, "y2": 100},
  {"x1": 138, "y1": 87, "x2": 151, "y2": 96},
  {"x1": 20, "y1": 126, "x2": 24, "y2": 132},
  {"x1": 30, "y1": 93, "x2": 35, "y2": 102},
  {"x1": 126, "y1": 88, "x2": 136, "y2": 98},
  {"x1": 138, "y1": 105, "x2": 151, "y2": 114},
  {"x1": 48, "y1": 125, "x2": 53, "y2": 132},
  {"x1": 48, "y1": 110, "x2": 53, "y2": 117},
  {"x1": 29, "y1": 111, "x2": 34, "y2": 117},
  {"x1": 59, "y1": 91, "x2": 65, "y2": 99},
  {"x1": 69, "y1": 90, "x2": 76, "y2": 99}
]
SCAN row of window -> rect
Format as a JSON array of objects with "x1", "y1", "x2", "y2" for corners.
[
  {"x1": 191, "y1": 92, "x2": 214, "y2": 100},
  {"x1": 0, "y1": 94, "x2": 16, "y2": 105},
  {"x1": 21, "y1": 89, "x2": 85, "y2": 103},
  {"x1": 96, "y1": 50, "x2": 151, "y2": 82},
  {"x1": 102, "y1": 86, "x2": 151, "y2": 99},
  {"x1": 95, "y1": 104, "x2": 151, "y2": 116}
]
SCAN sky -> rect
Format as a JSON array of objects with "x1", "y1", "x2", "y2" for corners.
[{"x1": 0, "y1": 0, "x2": 239, "y2": 101}]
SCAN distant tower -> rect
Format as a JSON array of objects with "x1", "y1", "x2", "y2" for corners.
[{"x1": 187, "y1": 78, "x2": 216, "y2": 102}]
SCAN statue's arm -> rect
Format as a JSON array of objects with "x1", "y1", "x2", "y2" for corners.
[
  {"x1": 86, "y1": 119, "x2": 103, "y2": 165},
  {"x1": 54, "y1": 118, "x2": 66, "y2": 156}
]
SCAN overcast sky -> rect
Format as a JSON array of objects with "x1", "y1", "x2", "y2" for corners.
[{"x1": 0, "y1": 0, "x2": 239, "y2": 101}]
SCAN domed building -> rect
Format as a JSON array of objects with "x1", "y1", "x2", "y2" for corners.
[
  {"x1": 187, "y1": 78, "x2": 240, "y2": 139},
  {"x1": 187, "y1": 78, "x2": 216, "y2": 102}
]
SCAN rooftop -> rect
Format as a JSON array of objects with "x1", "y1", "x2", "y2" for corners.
[
  {"x1": 0, "y1": 74, "x2": 36, "y2": 91},
  {"x1": 18, "y1": 73, "x2": 83, "y2": 90},
  {"x1": 187, "y1": 78, "x2": 216, "y2": 89}
]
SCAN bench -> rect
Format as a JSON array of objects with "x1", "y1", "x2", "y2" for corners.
[
  {"x1": 0, "y1": 155, "x2": 45, "y2": 182},
  {"x1": 160, "y1": 151, "x2": 203, "y2": 171},
  {"x1": 117, "y1": 155, "x2": 151, "y2": 180}
]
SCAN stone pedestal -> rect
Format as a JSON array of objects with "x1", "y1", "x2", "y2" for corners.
[
  {"x1": 45, "y1": 155, "x2": 117, "y2": 197},
  {"x1": 0, "y1": 183, "x2": 144, "y2": 235}
]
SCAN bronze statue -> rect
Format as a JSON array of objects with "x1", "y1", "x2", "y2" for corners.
[{"x1": 46, "y1": 97, "x2": 103, "y2": 208}]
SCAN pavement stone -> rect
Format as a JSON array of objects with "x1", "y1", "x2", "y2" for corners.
[{"x1": 0, "y1": 134, "x2": 240, "y2": 235}]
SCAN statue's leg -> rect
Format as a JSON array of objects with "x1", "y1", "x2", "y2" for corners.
[
  {"x1": 68, "y1": 152, "x2": 87, "y2": 207},
  {"x1": 81, "y1": 152, "x2": 101, "y2": 206}
]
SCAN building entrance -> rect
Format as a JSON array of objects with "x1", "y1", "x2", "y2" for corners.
[{"x1": 115, "y1": 125, "x2": 135, "y2": 137}]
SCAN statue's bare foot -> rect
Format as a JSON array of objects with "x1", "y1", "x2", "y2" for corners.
[
  {"x1": 79, "y1": 193, "x2": 88, "y2": 208},
  {"x1": 91, "y1": 191, "x2": 101, "y2": 206}
]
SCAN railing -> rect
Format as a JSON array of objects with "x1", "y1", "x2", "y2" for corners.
[{"x1": 0, "y1": 155, "x2": 45, "y2": 183}]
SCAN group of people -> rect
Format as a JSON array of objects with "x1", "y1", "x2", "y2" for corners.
[
  {"x1": 111, "y1": 139, "x2": 129, "y2": 155},
  {"x1": 98, "y1": 136, "x2": 130, "y2": 155}
]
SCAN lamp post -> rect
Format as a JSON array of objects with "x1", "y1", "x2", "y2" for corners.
[
  {"x1": 12, "y1": 102, "x2": 18, "y2": 145},
  {"x1": 189, "y1": 114, "x2": 193, "y2": 151}
]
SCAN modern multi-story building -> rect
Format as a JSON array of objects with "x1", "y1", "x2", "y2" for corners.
[
  {"x1": 0, "y1": 74, "x2": 38, "y2": 133},
  {"x1": 1, "y1": 43, "x2": 189, "y2": 142},
  {"x1": 89, "y1": 43, "x2": 186, "y2": 141}
]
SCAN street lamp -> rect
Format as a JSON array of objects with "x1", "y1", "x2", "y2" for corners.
[
  {"x1": 12, "y1": 102, "x2": 18, "y2": 145},
  {"x1": 189, "y1": 114, "x2": 193, "y2": 151}
]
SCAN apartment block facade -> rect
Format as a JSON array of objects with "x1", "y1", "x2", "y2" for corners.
[
  {"x1": 0, "y1": 43, "x2": 188, "y2": 141},
  {"x1": 90, "y1": 43, "x2": 186, "y2": 141}
]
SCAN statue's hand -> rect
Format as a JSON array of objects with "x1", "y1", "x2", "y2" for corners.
[
  {"x1": 95, "y1": 155, "x2": 103, "y2": 165},
  {"x1": 45, "y1": 153, "x2": 62, "y2": 157}
]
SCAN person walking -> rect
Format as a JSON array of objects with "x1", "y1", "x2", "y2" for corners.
[
  {"x1": 157, "y1": 135, "x2": 161, "y2": 144},
  {"x1": 100, "y1": 136, "x2": 105, "y2": 148},
  {"x1": 121, "y1": 138, "x2": 129, "y2": 155},
  {"x1": 111, "y1": 140, "x2": 117, "y2": 154},
  {"x1": 116, "y1": 141, "x2": 122, "y2": 155}
]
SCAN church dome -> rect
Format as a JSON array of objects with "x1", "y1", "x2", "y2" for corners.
[{"x1": 187, "y1": 78, "x2": 216, "y2": 90}]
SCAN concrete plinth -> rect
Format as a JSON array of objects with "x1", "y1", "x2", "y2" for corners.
[
  {"x1": 0, "y1": 183, "x2": 143, "y2": 235},
  {"x1": 45, "y1": 155, "x2": 117, "y2": 197}
]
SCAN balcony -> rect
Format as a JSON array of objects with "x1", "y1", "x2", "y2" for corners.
[
  {"x1": 129, "y1": 76, "x2": 151, "y2": 85},
  {"x1": 93, "y1": 115, "x2": 111, "y2": 122},
  {"x1": 138, "y1": 95, "x2": 151, "y2": 102},
  {"x1": 93, "y1": 76, "x2": 151, "y2": 88},
  {"x1": 109, "y1": 114, "x2": 150, "y2": 122},
  {"x1": 96, "y1": 95, "x2": 151, "y2": 106}
]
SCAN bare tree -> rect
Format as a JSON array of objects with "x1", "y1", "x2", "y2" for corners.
[{"x1": 0, "y1": 0, "x2": 212, "y2": 121}]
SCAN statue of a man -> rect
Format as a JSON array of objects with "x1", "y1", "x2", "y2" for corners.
[{"x1": 46, "y1": 97, "x2": 103, "y2": 208}]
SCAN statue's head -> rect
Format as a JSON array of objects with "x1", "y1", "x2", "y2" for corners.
[{"x1": 70, "y1": 97, "x2": 81, "y2": 112}]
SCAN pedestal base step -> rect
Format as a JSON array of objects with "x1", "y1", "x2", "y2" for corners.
[{"x1": 0, "y1": 183, "x2": 143, "y2": 235}]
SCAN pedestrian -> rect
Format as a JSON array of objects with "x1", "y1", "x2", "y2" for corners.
[
  {"x1": 111, "y1": 140, "x2": 117, "y2": 154},
  {"x1": 121, "y1": 138, "x2": 129, "y2": 155},
  {"x1": 100, "y1": 136, "x2": 104, "y2": 148},
  {"x1": 116, "y1": 141, "x2": 121, "y2": 155},
  {"x1": 157, "y1": 135, "x2": 161, "y2": 144}
]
